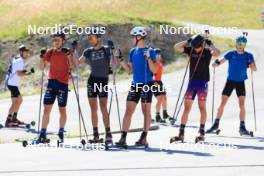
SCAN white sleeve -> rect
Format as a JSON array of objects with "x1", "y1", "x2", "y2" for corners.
[{"x1": 14, "y1": 60, "x2": 24, "y2": 73}]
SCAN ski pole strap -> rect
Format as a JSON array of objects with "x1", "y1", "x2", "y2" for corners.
[{"x1": 189, "y1": 47, "x2": 205, "y2": 80}]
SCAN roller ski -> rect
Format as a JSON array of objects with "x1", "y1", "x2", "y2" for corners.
[
  {"x1": 239, "y1": 126, "x2": 254, "y2": 137},
  {"x1": 170, "y1": 134, "x2": 184, "y2": 143},
  {"x1": 22, "y1": 133, "x2": 50, "y2": 147},
  {"x1": 5, "y1": 118, "x2": 35, "y2": 129},
  {"x1": 206, "y1": 123, "x2": 221, "y2": 135}
]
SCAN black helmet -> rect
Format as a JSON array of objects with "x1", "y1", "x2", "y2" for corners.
[
  {"x1": 53, "y1": 31, "x2": 66, "y2": 40},
  {"x1": 88, "y1": 28, "x2": 101, "y2": 38},
  {"x1": 191, "y1": 35, "x2": 204, "y2": 48}
]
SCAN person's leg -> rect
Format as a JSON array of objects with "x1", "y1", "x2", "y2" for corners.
[
  {"x1": 155, "y1": 95, "x2": 162, "y2": 122},
  {"x1": 88, "y1": 97, "x2": 99, "y2": 138},
  {"x1": 198, "y1": 100, "x2": 207, "y2": 136},
  {"x1": 139, "y1": 102, "x2": 152, "y2": 144},
  {"x1": 39, "y1": 80, "x2": 56, "y2": 141},
  {"x1": 209, "y1": 80, "x2": 234, "y2": 130},
  {"x1": 238, "y1": 96, "x2": 246, "y2": 122}
]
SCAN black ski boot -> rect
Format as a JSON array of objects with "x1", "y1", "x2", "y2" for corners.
[
  {"x1": 239, "y1": 126, "x2": 254, "y2": 137},
  {"x1": 89, "y1": 133, "x2": 104, "y2": 143},
  {"x1": 115, "y1": 137, "x2": 128, "y2": 149},
  {"x1": 36, "y1": 133, "x2": 50, "y2": 144},
  {"x1": 163, "y1": 110, "x2": 172, "y2": 120},
  {"x1": 195, "y1": 128, "x2": 205, "y2": 143},
  {"x1": 206, "y1": 122, "x2": 220, "y2": 134},
  {"x1": 135, "y1": 132, "x2": 149, "y2": 148},
  {"x1": 156, "y1": 113, "x2": 166, "y2": 123},
  {"x1": 57, "y1": 132, "x2": 64, "y2": 146},
  {"x1": 170, "y1": 133, "x2": 184, "y2": 143}
]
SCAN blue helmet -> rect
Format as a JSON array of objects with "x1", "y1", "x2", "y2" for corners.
[{"x1": 236, "y1": 36, "x2": 247, "y2": 43}]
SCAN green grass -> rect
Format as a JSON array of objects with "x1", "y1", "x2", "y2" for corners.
[{"x1": 0, "y1": 0, "x2": 263, "y2": 40}]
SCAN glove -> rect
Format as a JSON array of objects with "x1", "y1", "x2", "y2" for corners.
[
  {"x1": 114, "y1": 48, "x2": 123, "y2": 61},
  {"x1": 40, "y1": 48, "x2": 47, "y2": 58},
  {"x1": 61, "y1": 47, "x2": 71, "y2": 55},
  {"x1": 214, "y1": 59, "x2": 220, "y2": 66},
  {"x1": 144, "y1": 48, "x2": 151, "y2": 59},
  {"x1": 30, "y1": 67, "x2": 35, "y2": 74},
  {"x1": 187, "y1": 38, "x2": 192, "y2": 44},
  {"x1": 205, "y1": 39, "x2": 213, "y2": 46},
  {"x1": 107, "y1": 40, "x2": 115, "y2": 49}
]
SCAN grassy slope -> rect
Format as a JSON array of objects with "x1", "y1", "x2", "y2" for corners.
[{"x1": 0, "y1": 0, "x2": 263, "y2": 40}]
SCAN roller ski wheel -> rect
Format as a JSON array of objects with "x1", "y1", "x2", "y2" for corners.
[
  {"x1": 170, "y1": 135, "x2": 184, "y2": 143},
  {"x1": 239, "y1": 128, "x2": 254, "y2": 137},
  {"x1": 80, "y1": 139, "x2": 86, "y2": 146},
  {"x1": 195, "y1": 135, "x2": 205, "y2": 143},
  {"x1": 115, "y1": 141, "x2": 128, "y2": 149},
  {"x1": 169, "y1": 118, "x2": 176, "y2": 126},
  {"x1": 30, "y1": 121, "x2": 36, "y2": 126},
  {"x1": 104, "y1": 139, "x2": 113, "y2": 150},
  {"x1": 22, "y1": 140, "x2": 28, "y2": 147}
]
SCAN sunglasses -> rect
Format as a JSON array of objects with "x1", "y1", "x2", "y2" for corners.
[{"x1": 237, "y1": 42, "x2": 247, "y2": 46}]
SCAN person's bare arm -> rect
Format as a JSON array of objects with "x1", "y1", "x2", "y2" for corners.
[
  {"x1": 210, "y1": 44, "x2": 221, "y2": 57},
  {"x1": 146, "y1": 58, "x2": 157, "y2": 74},
  {"x1": 174, "y1": 40, "x2": 189, "y2": 53},
  {"x1": 249, "y1": 62, "x2": 257, "y2": 72},
  {"x1": 120, "y1": 61, "x2": 132, "y2": 73}
]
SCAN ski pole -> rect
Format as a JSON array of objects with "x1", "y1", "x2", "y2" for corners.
[
  {"x1": 172, "y1": 60, "x2": 190, "y2": 121},
  {"x1": 37, "y1": 72, "x2": 44, "y2": 135},
  {"x1": 211, "y1": 67, "x2": 216, "y2": 125},
  {"x1": 72, "y1": 42, "x2": 82, "y2": 142},
  {"x1": 70, "y1": 71, "x2": 89, "y2": 143},
  {"x1": 108, "y1": 88, "x2": 113, "y2": 116},
  {"x1": 251, "y1": 70, "x2": 257, "y2": 131}
]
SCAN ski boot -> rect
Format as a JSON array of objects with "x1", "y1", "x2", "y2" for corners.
[
  {"x1": 170, "y1": 134, "x2": 184, "y2": 143},
  {"x1": 135, "y1": 137, "x2": 149, "y2": 149},
  {"x1": 195, "y1": 129, "x2": 205, "y2": 143},
  {"x1": 104, "y1": 133, "x2": 113, "y2": 150},
  {"x1": 206, "y1": 122, "x2": 220, "y2": 135},
  {"x1": 163, "y1": 111, "x2": 172, "y2": 120},
  {"x1": 156, "y1": 114, "x2": 166, "y2": 123},
  {"x1": 36, "y1": 133, "x2": 50, "y2": 144},
  {"x1": 239, "y1": 126, "x2": 254, "y2": 137},
  {"x1": 115, "y1": 137, "x2": 128, "y2": 149},
  {"x1": 88, "y1": 133, "x2": 104, "y2": 144},
  {"x1": 57, "y1": 132, "x2": 64, "y2": 147},
  {"x1": 5, "y1": 118, "x2": 18, "y2": 127}
]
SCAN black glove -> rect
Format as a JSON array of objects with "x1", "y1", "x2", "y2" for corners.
[
  {"x1": 40, "y1": 48, "x2": 47, "y2": 58},
  {"x1": 109, "y1": 67, "x2": 113, "y2": 74},
  {"x1": 30, "y1": 67, "x2": 35, "y2": 74},
  {"x1": 214, "y1": 59, "x2": 220, "y2": 65},
  {"x1": 72, "y1": 40, "x2": 78, "y2": 48},
  {"x1": 187, "y1": 38, "x2": 192, "y2": 44},
  {"x1": 205, "y1": 39, "x2": 213, "y2": 46},
  {"x1": 61, "y1": 47, "x2": 71, "y2": 55},
  {"x1": 107, "y1": 40, "x2": 115, "y2": 49}
]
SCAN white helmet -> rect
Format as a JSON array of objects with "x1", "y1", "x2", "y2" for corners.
[{"x1": 130, "y1": 26, "x2": 147, "y2": 37}]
